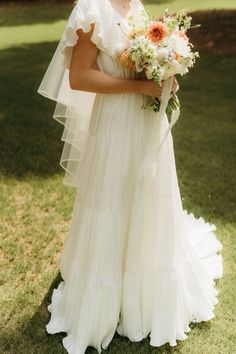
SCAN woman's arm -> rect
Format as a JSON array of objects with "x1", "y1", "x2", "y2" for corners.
[{"x1": 69, "y1": 24, "x2": 164, "y2": 97}]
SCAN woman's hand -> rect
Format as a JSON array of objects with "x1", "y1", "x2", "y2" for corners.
[
  {"x1": 139, "y1": 76, "x2": 179, "y2": 98},
  {"x1": 171, "y1": 77, "x2": 179, "y2": 94},
  {"x1": 69, "y1": 25, "x2": 179, "y2": 97},
  {"x1": 69, "y1": 27, "x2": 163, "y2": 95},
  {"x1": 140, "y1": 79, "x2": 164, "y2": 98}
]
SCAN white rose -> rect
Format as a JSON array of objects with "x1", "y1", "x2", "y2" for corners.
[{"x1": 156, "y1": 48, "x2": 169, "y2": 62}]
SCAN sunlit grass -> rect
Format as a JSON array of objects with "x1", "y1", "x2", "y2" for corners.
[
  {"x1": 144, "y1": 0, "x2": 236, "y2": 15},
  {"x1": 0, "y1": 1, "x2": 235, "y2": 354},
  {"x1": 0, "y1": 0, "x2": 235, "y2": 49}
]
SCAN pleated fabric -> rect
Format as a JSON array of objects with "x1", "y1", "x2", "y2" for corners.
[{"x1": 37, "y1": 0, "x2": 223, "y2": 353}]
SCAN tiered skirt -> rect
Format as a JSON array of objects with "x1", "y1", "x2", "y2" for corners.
[{"x1": 45, "y1": 92, "x2": 223, "y2": 354}]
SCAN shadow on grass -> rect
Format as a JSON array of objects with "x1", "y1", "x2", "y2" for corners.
[
  {"x1": 0, "y1": 42, "x2": 64, "y2": 179},
  {"x1": 1, "y1": 273, "x2": 216, "y2": 354},
  {"x1": 0, "y1": 43, "x2": 235, "y2": 224},
  {"x1": 173, "y1": 50, "x2": 236, "y2": 223},
  {"x1": 0, "y1": 1, "x2": 72, "y2": 27},
  {"x1": 0, "y1": 0, "x2": 173, "y2": 27},
  {"x1": 1, "y1": 272, "x2": 209, "y2": 354}
]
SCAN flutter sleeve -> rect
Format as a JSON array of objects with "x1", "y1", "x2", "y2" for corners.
[
  {"x1": 61, "y1": 0, "x2": 106, "y2": 69},
  {"x1": 37, "y1": 0, "x2": 105, "y2": 189}
]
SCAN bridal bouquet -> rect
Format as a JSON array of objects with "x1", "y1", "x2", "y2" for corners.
[{"x1": 116, "y1": 9, "x2": 200, "y2": 114}]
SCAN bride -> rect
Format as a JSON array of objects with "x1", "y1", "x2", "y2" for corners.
[{"x1": 38, "y1": 0, "x2": 223, "y2": 353}]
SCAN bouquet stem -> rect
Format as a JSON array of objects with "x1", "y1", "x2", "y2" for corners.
[{"x1": 142, "y1": 93, "x2": 180, "y2": 115}]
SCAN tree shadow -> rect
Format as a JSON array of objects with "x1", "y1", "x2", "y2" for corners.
[
  {"x1": 0, "y1": 0, "x2": 177, "y2": 28},
  {"x1": 1, "y1": 271, "x2": 189, "y2": 354},
  {"x1": 173, "y1": 51, "x2": 236, "y2": 223},
  {"x1": 0, "y1": 42, "x2": 64, "y2": 179},
  {"x1": 0, "y1": 1, "x2": 72, "y2": 27},
  {"x1": 189, "y1": 10, "x2": 236, "y2": 54},
  {"x1": 0, "y1": 41, "x2": 235, "y2": 223},
  {"x1": 2, "y1": 274, "x2": 220, "y2": 353}
]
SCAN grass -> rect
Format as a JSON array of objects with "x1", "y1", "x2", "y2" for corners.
[
  {"x1": 144, "y1": 0, "x2": 236, "y2": 15},
  {"x1": 0, "y1": 0, "x2": 236, "y2": 49},
  {"x1": 0, "y1": 1, "x2": 236, "y2": 354}
]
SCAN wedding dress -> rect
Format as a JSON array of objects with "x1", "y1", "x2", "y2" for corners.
[{"x1": 37, "y1": 0, "x2": 223, "y2": 353}]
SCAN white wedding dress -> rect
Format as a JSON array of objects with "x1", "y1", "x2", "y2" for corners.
[{"x1": 37, "y1": 0, "x2": 223, "y2": 353}]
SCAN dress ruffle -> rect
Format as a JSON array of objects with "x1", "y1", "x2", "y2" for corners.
[
  {"x1": 61, "y1": 0, "x2": 110, "y2": 69},
  {"x1": 44, "y1": 87, "x2": 223, "y2": 353},
  {"x1": 45, "y1": 115, "x2": 223, "y2": 351},
  {"x1": 37, "y1": 0, "x2": 115, "y2": 188},
  {"x1": 45, "y1": 197, "x2": 223, "y2": 353},
  {"x1": 38, "y1": 0, "x2": 224, "y2": 353},
  {"x1": 46, "y1": 278, "x2": 122, "y2": 354}
]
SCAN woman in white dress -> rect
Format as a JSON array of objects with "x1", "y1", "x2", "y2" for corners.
[{"x1": 38, "y1": 0, "x2": 223, "y2": 353}]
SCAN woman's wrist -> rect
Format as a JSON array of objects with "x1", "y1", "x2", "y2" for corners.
[
  {"x1": 119, "y1": 77, "x2": 145, "y2": 94},
  {"x1": 130, "y1": 79, "x2": 148, "y2": 95}
]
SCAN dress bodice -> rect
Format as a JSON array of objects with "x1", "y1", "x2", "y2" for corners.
[
  {"x1": 37, "y1": 0, "x2": 150, "y2": 187},
  {"x1": 95, "y1": 0, "x2": 148, "y2": 79},
  {"x1": 107, "y1": 0, "x2": 147, "y2": 29}
]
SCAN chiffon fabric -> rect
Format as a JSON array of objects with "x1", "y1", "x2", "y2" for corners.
[{"x1": 37, "y1": 0, "x2": 223, "y2": 353}]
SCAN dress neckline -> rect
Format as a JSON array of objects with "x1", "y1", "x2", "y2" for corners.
[{"x1": 106, "y1": 0, "x2": 144, "y2": 24}]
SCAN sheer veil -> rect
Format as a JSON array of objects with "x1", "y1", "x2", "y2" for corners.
[
  {"x1": 37, "y1": 0, "x2": 180, "y2": 187},
  {"x1": 37, "y1": 0, "x2": 98, "y2": 188}
]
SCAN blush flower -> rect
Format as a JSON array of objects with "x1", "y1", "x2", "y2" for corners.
[
  {"x1": 147, "y1": 21, "x2": 168, "y2": 43},
  {"x1": 174, "y1": 30, "x2": 189, "y2": 42}
]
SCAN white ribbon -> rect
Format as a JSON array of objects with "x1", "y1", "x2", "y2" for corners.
[{"x1": 137, "y1": 76, "x2": 180, "y2": 181}]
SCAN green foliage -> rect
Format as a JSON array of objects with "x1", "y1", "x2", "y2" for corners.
[{"x1": 163, "y1": 8, "x2": 192, "y2": 32}]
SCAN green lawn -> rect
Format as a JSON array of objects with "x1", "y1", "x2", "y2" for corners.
[
  {"x1": 144, "y1": 0, "x2": 236, "y2": 15},
  {"x1": 0, "y1": 1, "x2": 236, "y2": 354},
  {"x1": 0, "y1": 0, "x2": 236, "y2": 49}
]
